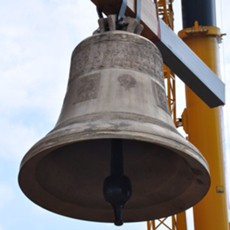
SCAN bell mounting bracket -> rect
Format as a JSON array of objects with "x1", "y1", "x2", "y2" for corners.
[{"x1": 96, "y1": 0, "x2": 142, "y2": 32}]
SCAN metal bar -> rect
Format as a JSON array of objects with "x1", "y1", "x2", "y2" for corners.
[
  {"x1": 155, "y1": 19, "x2": 225, "y2": 107},
  {"x1": 110, "y1": 139, "x2": 124, "y2": 176},
  {"x1": 135, "y1": 0, "x2": 141, "y2": 22},
  {"x1": 118, "y1": 0, "x2": 127, "y2": 20},
  {"x1": 97, "y1": 7, "x2": 104, "y2": 18},
  {"x1": 147, "y1": 221, "x2": 151, "y2": 230}
]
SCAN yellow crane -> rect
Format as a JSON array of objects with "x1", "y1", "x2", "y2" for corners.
[{"x1": 179, "y1": 4, "x2": 229, "y2": 230}]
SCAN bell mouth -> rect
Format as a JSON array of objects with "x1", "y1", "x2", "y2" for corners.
[{"x1": 19, "y1": 138, "x2": 210, "y2": 223}]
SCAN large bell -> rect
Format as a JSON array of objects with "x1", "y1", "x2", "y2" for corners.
[{"x1": 18, "y1": 30, "x2": 210, "y2": 225}]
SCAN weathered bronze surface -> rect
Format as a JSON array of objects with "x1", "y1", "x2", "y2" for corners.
[{"x1": 18, "y1": 31, "x2": 210, "y2": 223}]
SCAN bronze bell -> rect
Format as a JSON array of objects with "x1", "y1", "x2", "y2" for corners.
[{"x1": 18, "y1": 30, "x2": 210, "y2": 225}]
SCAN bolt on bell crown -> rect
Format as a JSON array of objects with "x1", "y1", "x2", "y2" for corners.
[{"x1": 18, "y1": 30, "x2": 210, "y2": 224}]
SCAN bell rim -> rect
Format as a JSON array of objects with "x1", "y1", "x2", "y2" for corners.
[{"x1": 18, "y1": 125, "x2": 210, "y2": 222}]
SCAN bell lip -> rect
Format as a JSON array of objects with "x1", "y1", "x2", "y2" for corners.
[{"x1": 18, "y1": 127, "x2": 210, "y2": 222}]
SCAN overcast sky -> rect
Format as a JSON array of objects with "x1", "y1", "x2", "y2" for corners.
[{"x1": 0, "y1": 1, "x2": 229, "y2": 230}]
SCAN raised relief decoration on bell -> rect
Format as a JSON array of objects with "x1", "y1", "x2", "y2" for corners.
[
  {"x1": 118, "y1": 75, "x2": 136, "y2": 90},
  {"x1": 153, "y1": 62, "x2": 164, "y2": 85},
  {"x1": 69, "y1": 32, "x2": 163, "y2": 83},
  {"x1": 73, "y1": 74, "x2": 101, "y2": 104},
  {"x1": 69, "y1": 47, "x2": 90, "y2": 81},
  {"x1": 152, "y1": 83, "x2": 169, "y2": 112}
]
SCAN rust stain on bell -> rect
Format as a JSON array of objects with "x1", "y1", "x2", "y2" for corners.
[{"x1": 18, "y1": 30, "x2": 210, "y2": 224}]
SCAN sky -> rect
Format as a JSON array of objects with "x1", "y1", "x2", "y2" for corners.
[{"x1": 0, "y1": 0, "x2": 230, "y2": 230}]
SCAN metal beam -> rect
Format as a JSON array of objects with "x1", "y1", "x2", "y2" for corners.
[
  {"x1": 90, "y1": 0, "x2": 225, "y2": 107},
  {"x1": 155, "y1": 19, "x2": 225, "y2": 107}
]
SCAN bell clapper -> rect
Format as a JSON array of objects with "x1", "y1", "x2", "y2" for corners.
[{"x1": 103, "y1": 139, "x2": 132, "y2": 226}]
